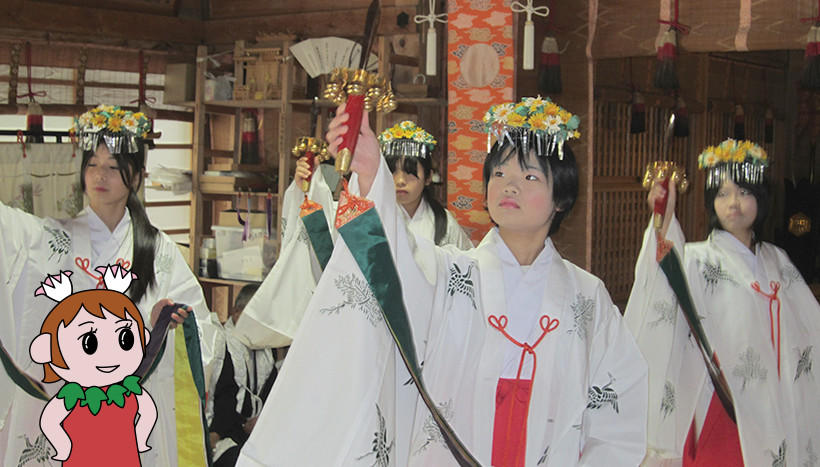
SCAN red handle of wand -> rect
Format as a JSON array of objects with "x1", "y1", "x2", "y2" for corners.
[
  {"x1": 336, "y1": 94, "x2": 365, "y2": 173},
  {"x1": 301, "y1": 150, "x2": 316, "y2": 192},
  {"x1": 653, "y1": 177, "x2": 670, "y2": 230}
]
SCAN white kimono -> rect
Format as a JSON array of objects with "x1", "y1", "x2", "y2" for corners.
[
  {"x1": 238, "y1": 159, "x2": 647, "y2": 466},
  {"x1": 236, "y1": 168, "x2": 472, "y2": 350},
  {"x1": 625, "y1": 218, "x2": 820, "y2": 466},
  {"x1": 401, "y1": 197, "x2": 474, "y2": 250},
  {"x1": 0, "y1": 203, "x2": 221, "y2": 467}
]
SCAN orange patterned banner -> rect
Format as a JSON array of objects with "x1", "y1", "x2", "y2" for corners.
[{"x1": 446, "y1": 0, "x2": 514, "y2": 243}]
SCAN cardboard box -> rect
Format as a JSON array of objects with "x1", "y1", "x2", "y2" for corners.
[{"x1": 164, "y1": 63, "x2": 196, "y2": 103}]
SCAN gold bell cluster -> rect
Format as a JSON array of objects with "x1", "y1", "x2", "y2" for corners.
[
  {"x1": 291, "y1": 136, "x2": 331, "y2": 192},
  {"x1": 642, "y1": 161, "x2": 689, "y2": 193},
  {"x1": 322, "y1": 68, "x2": 397, "y2": 113}
]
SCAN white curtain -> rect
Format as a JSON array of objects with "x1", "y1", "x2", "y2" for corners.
[{"x1": 0, "y1": 143, "x2": 83, "y2": 219}]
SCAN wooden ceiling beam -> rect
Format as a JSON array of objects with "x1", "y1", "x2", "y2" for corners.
[
  {"x1": 4, "y1": 1, "x2": 203, "y2": 45},
  {"x1": 204, "y1": 6, "x2": 419, "y2": 43}
]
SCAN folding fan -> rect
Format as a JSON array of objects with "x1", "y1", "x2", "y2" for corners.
[{"x1": 290, "y1": 37, "x2": 379, "y2": 78}]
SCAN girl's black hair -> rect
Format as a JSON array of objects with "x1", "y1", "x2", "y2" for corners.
[
  {"x1": 482, "y1": 137, "x2": 578, "y2": 236},
  {"x1": 81, "y1": 142, "x2": 158, "y2": 303},
  {"x1": 385, "y1": 154, "x2": 448, "y2": 245},
  {"x1": 704, "y1": 177, "x2": 770, "y2": 243}
]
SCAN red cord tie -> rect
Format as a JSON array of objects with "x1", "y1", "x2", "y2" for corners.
[
  {"x1": 17, "y1": 131, "x2": 26, "y2": 158},
  {"x1": 76, "y1": 257, "x2": 131, "y2": 289},
  {"x1": 487, "y1": 314, "x2": 560, "y2": 382},
  {"x1": 751, "y1": 280, "x2": 782, "y2": 378}
]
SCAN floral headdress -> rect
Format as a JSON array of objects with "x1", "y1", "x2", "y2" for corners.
[
  {"x1": 697, "y1": 138, "x2": 769, "y2": 189},
  {"x1": 72, "y1": 105, "x2": 152, "y2": 156},
  {"x1": 483, "y1": 96, "x2": 581, "y2": 159},
  {"x1": 378, "y1": 120, "x2": 437, "y2": 159}
]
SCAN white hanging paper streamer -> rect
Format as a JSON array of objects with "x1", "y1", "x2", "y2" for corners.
[
  {"x1": 511, "y1": 0, "x2": 550, "y2": 70},
  {"x1": 414, "y1": 0, "x2": 448, "y2": 76}
]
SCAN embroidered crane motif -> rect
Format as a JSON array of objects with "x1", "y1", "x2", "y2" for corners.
[
  {"x1": 587, "y1": 374, "x2": 619, "y2": 413},
  {"x1": 17, "y1": 433, "x2": 54, "y2": 467},
  {"x1": 649, "y1": 298, "x2": 677, "y2": 328},
  {"x1": 320, "y1": 274, "x2": 383, "y2": 326},
  {"x1": 733, "y1": 347, "x2": 768, "y2": 391},
  {"x1": 356, "y1": 404, "x2": 393, "y2": 467},
  {"x1": 568, "y1": 293, "x2": 594, "y2": 341},
  {"x1": 447, "y1": 263, "x2": 476, "y2": 309},
  {"x1": 660, "y1": 381, "x2": 676, "y2": 419},
  {"x1": 770, "y1": 439, "x2": 786, "y2": 467},
  {"x1": 795, "y1": 345, "x2": 813, "y2": 382},
  {"x1": 44, "y1": 226, "x2": 71, "y2": 262},
  {"x1": 780, "y1": 265, "x2": 804, "y2": 289},
  {"x1": 415, "y1": 400, "x2": 454, "y2": 454},
  {"x1": 700, "y1": 259, "x2": 735, "y2": 293},
  {"x1": 536, "y1": 445, "x2": 550, "y2": 465},
  {"x1": 296, "y1": 223, "x2": 310, "y2": 246}
]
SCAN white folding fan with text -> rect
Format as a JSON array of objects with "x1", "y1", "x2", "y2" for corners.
[{"x1": 290, "y1": 36, "x2": 379, "y2": 78}]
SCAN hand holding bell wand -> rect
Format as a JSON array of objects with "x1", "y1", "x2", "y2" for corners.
[
  {"x1": 291, "y1": 137, "x2": 330, "y2": 193},
  {"x1": 642, "y1": 161, "x2": 688, "y2": 238},
  {"x1": 326, "y1": 103, "x2": 381, "y2": 197}
]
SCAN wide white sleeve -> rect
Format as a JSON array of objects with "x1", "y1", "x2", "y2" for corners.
[
  {"x1": 579, "y1": 281, "x2": 649, "y2": 466},
  {"x1": 0, "y1": 202, "x2": 51, "y2": 281},
  {"x1": 623, "y1": 216, "x2": 702, "y2": 462},
  {"x1": 443, "y1": 209, "x2": 474, "y2": 250}
]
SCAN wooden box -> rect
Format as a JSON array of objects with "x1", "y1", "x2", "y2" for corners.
[{"x1": 164, "y1": 63, "x2": 195, "y2": 103}]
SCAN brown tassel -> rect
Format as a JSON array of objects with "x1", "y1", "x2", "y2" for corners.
[
  {"x1": 654, "y1": 29, "x2": 679, "y2": 90},
  {"x1": 673, "y1": 96, "x2": 689, "y2": 138},
  {"x1": 801, "y1": 25, "x2": 820, "y2": 90},
  {"x1": 764, "y1": 108, "x2": 774, "y2": 143},
  {"x1": 630, "y1": 90, "x2": 646, "y2": 134},
  {"x1": 733, "y1": 104, "x2": 745, "y2": 140},
  {"x1": 537, "y1": 36, "x2": 562, "y2": 95}
]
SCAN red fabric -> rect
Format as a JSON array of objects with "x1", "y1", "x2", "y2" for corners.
[
  {"x1": 683, "y1": 392, "x2": 743, "y2": 467},
  {"x1": 540, "y1": 53, "x2": 559, "y2": 66},
  {"x1": 492, "y1": 378, "x2": 533, "y2": 467},
  {"x1": 806, "y1": 42, "x2": 819, "y2": 58},
  {"x1": 62, "y1": 392, "x2": 141, "y2": 467},
  {"x1": 656, "y1": 43, "x2": 676, "y2": 60}
]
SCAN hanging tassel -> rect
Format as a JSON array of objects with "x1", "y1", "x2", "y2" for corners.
[
  {"x1": 673, "y1": 96, "x2": 689, "y2": 138},
  {"x1": 240, "y1": 110, "x2": 260, "y2": 165},
  {"x1": 801, "y1": 25, "x2": 820, "y2": 90},
  {"x1": 414, "y1": 0, "x2": 448, "y2": 76},
  {"x1": 764, "y1": 108, "x2": 774, "y2": 143},
  {"x1": 537, "y1": 35, "x2": 562, "y2": 94},
  {"x1": 26, "y1": 101, "x2": 43, "y2": 143},
  {"x1": 511, "y1": 0, "x2": 550, "y2": 71},
  {"x1": 654, "y1": 29, "x2": 679, "y2": 90},
  {"x1": 733, "y1": 104, "x2": 745, "y2": 140},
  {"x1": 630, "y1": 90, "x2": 646, "y2": 134}
]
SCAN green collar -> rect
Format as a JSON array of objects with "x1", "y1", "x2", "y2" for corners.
[{"x1": 56, "y1": 375, "x2": 143, "y2": 415}]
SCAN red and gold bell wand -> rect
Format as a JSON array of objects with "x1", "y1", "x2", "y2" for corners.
[
  {"x1": 292, "y1": 136, "x2": 330, "y2": 192},
  {"x1": 642, "y1": 161, "x2": 688, "y2": 230},
  {"x1": 323, "y1": 0, "x2": 396, "y2": 173}
]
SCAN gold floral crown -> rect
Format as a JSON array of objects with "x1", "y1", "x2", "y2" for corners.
[
  {"x1": 483, "y1": 96, "x2": 581, "y2": 159},
  {"x1": 378, "y1": 120, "x2": 437, "y2": 159},
  {"x1": 72, "y1": 105, "x2": 152, "y2": 155},
  {"x1": 698, "y1": 139, "x2": 769, "y2": 188}
]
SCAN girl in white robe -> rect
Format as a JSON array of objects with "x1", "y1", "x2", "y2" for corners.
[
  {"x1": 625, "y1": 139, "x2": 820, "y2": 466},
  {"x1": 235, "y1": 123, "x2": 471, "y2": 350},
  {"x1": 238, "y1": 98, "x2": 647, "y2": 466},
  {"x1": 0, "y1": 106, "x2": 220, "y2": 467}
]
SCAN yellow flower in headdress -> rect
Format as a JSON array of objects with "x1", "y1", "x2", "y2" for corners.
[
  {"x1": 506, "y1": 113, "x2": 526, "y2": 127},
  {"x1": 108, "y1": 116, "x2": 124, "y2": 132},
  {"x1": 529, "y1": 113, "x2": 549, "y2": 131},
  {"x1": 378, "y1": 120, "x2": 437, "y2": 151}
]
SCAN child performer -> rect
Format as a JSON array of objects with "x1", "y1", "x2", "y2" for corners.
[
  {"x1": 625, "y1": 139, "x2": 820, "y2": 466},
  {"x1": 238, "y1": 97, "x2": 647, "y2": 466}
]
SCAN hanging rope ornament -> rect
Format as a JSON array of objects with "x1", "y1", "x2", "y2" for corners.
[
  {"x1": 800, "y1": 1, "x2": 820, "y2": 90},
  {"x1": 129, "y1": 50, "x2": 158, "y2": 137},
  {"x1": 414, "y1": 0, "x2": 447, "y2": 76},
  {"x1": 654, "y1": 0, "x2": 690, "y2": 91},
  {"x1": 511, "y1": 0, "x2": 550, "y2": 71},
  {"x1": 20, "y1": 42, "x2": 47, "y2": 143}
]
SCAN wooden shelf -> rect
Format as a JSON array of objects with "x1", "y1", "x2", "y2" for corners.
[
  {"x1": 200, "y1": 190, "x2": 279, "y2": 199},
  {"x1": 198, "y1": 276, "x2": 261, "y2": 287},
  {"x1": 290, "y1": 97, "x2": 445, "y2": 107}
]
